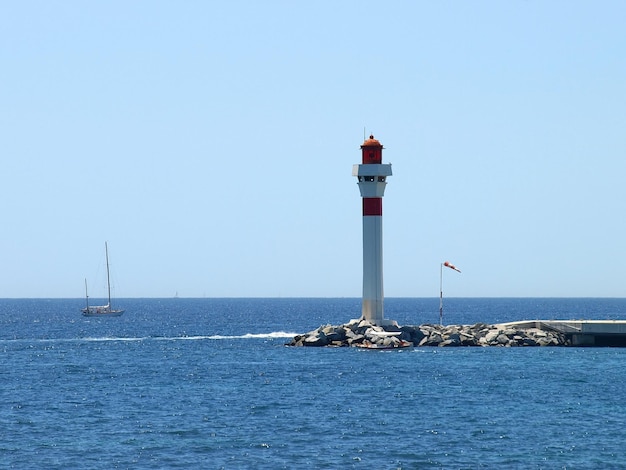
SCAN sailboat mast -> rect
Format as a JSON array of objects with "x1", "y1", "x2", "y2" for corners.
[
  {"x1": 105, "y1": 241, "x2": 112, "y2": 306},
  {"x1": 84, "y1": 278, "x2": 89, "y2": 310}
]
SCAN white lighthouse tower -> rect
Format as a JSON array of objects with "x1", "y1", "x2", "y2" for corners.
[{"x1": 352, "y1": 135, "x2": 393, "y2": 326}]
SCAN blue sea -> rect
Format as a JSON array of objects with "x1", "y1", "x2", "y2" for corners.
[{"x1": 2, "y1": 298, "x2": 626, "y2": 469}]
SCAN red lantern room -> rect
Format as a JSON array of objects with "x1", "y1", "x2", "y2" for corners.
[{"x1": 361, "y1": 135, "x2": 383, "y2": 164}]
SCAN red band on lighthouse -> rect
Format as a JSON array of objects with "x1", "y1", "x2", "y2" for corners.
[{"x1": 363, "y1": 198, "x2": 382, "y2": 216}]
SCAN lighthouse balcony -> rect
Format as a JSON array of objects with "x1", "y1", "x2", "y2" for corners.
[{"x1": 352, "y1": 163, "x2": 392, "y2": 177}]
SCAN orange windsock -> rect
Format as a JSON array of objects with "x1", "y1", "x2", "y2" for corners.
[{"x1": 444, "y1": 261, "x2": 461, "y2": 273}]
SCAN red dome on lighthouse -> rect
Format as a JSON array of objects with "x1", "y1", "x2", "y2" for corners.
[{"x1": 361, "y1": 135, "x2": 382, "y2": 148}]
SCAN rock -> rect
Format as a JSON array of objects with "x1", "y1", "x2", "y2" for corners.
[
  {"x1": 406, "y1": 328, "x2": 426, "y2": 344},
  {"x1": 303, "y1": 332, "x2": 327, "y2": 346},
  {"x1": 440, "y1": 337, "x2": 461, "y2": 347},
  {"x1": 495, "y1": 334, "x2": 510, "y2": 345},
  {"x1": 417, "y1": 336, "x2": 430, "y2": 346},
  {"x1": 484, "y1": 330, "x2": 501, "y2": 344},
  {"x1": 459, "y1": 331, "x2": 477, "y2": 346}
]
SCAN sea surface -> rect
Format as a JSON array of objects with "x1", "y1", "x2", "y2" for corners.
[{"x1": 1, "y1": 297, "x2": 626, "y2": 469}]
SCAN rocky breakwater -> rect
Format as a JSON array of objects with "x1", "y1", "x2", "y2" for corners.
[{"x1": 287, "y1": 319, "x2": 569, "y2": 348}]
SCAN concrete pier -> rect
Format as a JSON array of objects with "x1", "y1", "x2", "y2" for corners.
[{"x1": 499, "y1": 320, "x2": 626, "y2": 347}]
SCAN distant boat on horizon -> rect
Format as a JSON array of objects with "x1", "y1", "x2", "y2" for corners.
[{"x1": 82, "y1": 242, "x2": 124, "y2": 317}]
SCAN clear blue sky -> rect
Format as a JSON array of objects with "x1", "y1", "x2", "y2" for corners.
[{"x1": 1, "y1": 1, "x2": 625, "y2": 298}]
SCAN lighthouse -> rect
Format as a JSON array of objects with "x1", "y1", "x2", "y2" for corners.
[{"x1": 352, "y1": 135, "x2": 393, "y2": 326}]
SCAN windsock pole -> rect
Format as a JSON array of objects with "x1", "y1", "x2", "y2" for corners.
[
  {"x1": 440, "y1": 261, "x2": 461, "y2": 325},
  {"x1": 439, "y1": 264, "x2": 444, "y2": 325}
]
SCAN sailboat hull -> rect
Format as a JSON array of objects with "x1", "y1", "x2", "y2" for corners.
[
  {"x1": 81, "y1": 305, "x2": 124, "y2": 316},
  {"x1": 82, "y1": 311, "x2": 124, "y2": 317}
]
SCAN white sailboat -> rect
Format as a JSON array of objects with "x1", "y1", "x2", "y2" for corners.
[{"x1": 82, "y1": 242, "x2": 124, "y2": 316}]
